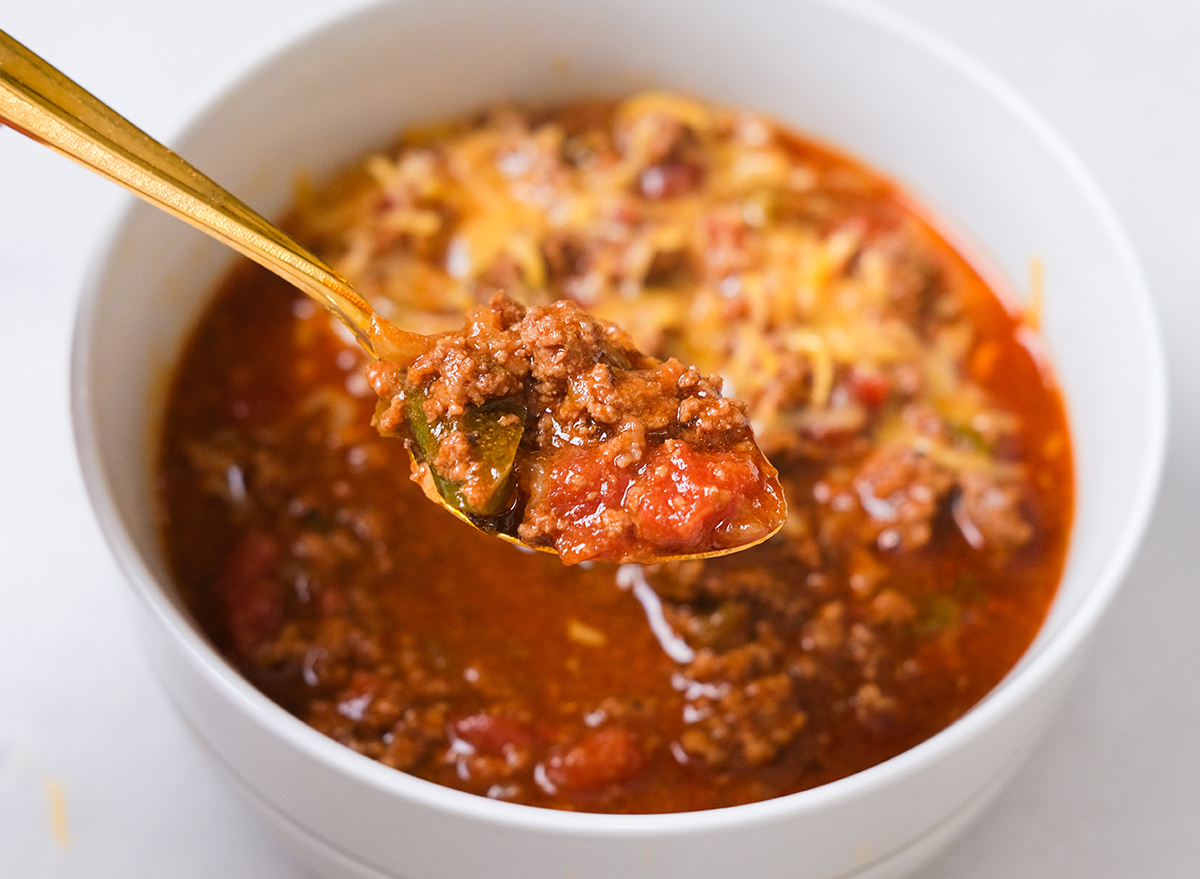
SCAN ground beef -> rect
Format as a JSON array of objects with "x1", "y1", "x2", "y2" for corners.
[
  {"x1": 953, "y1": 470, "x2": 1033, "y2": 551},
  {"x1": 367, "y1": 292, "x2": 787, "y2": 563},
  {"x1": 848, "y1": 444, "x2": 956, "y2": 551}
]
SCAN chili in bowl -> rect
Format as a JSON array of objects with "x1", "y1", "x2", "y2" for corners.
[
  {"x1": 161, "y1": 91, "x2": 1072, "y2": 814},
  {"x1": 71, "y1": 0, "x2": 1165, "y2": 877}
]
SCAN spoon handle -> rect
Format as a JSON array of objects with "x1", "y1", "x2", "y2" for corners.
[{"x1": 0, "y1": 29, "x2": 421, "y2": 361}]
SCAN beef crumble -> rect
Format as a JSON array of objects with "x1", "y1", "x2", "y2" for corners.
[{"x1": 366, "y1": 291, "x2": 786, "y2": 563}]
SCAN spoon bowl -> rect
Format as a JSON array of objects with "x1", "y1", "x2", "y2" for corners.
[{"x1": 0, "y1": 28, "x2": 784, "y2": 564}]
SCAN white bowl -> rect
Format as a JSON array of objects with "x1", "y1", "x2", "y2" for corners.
[{"x1": 71, "y1": 1, "x2": 1167, "y2": 877}]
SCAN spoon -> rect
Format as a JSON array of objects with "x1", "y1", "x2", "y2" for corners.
[
  {"x1": 0, "y1": 29, "x2": 785, "y2": 564},
  {"x1": 0, "y1": 29, "x2": 425, "y2": 366}
]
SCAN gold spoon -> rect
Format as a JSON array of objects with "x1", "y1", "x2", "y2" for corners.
[
  {"x1": 0, "y1": 29, "x2": 785, "y2": 564},
  {"x1": 0, "y1": 29, "x2": 426, "y2": 365}
]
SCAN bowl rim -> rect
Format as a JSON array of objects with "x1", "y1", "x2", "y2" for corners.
[{"x1": 69, "y1": 0, "x2": 1168, "y2": 837}]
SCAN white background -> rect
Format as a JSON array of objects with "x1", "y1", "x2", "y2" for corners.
[{"x1": 2, "y1": 1, "x2": 1197, "y2": 876}]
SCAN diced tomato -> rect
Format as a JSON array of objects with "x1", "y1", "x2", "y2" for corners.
[
  {"x1": 451, "y1": 713, "x2": 535, "y2": 755},
  {"x1": 214, "y1": 531, "x2": 283, "y2": 660},
  {"x1": 535, "y1": 440, "x2": 784, "y2": 562},
  {"x1": 631, "y1": 441, "x2": 775, "y2": 550},
  {"x1": 540, "y1": 451, "x2": 634, "y2": 562},
  {"x1": 540, "y1": 727, "x2": 646, "y2": 793},
  {"x1": 849, "y1": 368, "x2": 890, "y2": 408},
  {"x1": 336, "y1": 670, "x2": 391, "y2": 722},
  {"x1": 639, "y1": 161, "x2": 704, "y2": 200}
]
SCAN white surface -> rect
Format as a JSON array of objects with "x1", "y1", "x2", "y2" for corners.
[{"x1": 0, "y1": 1, "x2": 1195, "y2": 876}]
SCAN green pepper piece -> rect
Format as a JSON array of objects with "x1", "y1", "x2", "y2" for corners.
[{"x1": 405, "y1": 385, "x2": 526, "y2": 517}]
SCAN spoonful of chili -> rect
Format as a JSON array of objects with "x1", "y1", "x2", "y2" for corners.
[{"x1": 0, "y1": 30, "x2": 787, "y2": 564}]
